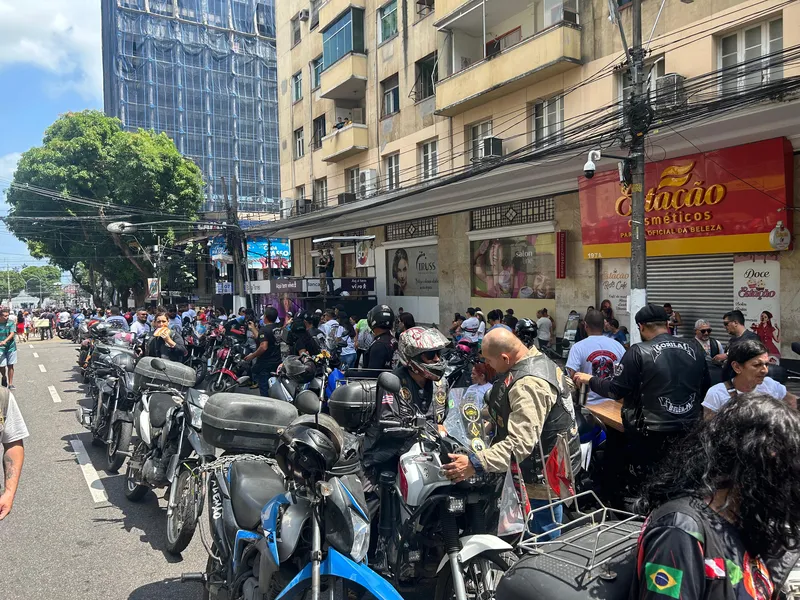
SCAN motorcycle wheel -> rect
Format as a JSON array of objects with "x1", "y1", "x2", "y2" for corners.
[
  {"x1": 434, "y1": 551, "x2": 512, "y2": 600},
  {"x1": 205, "y1": 375, "x2": 233, "y2": 395},
  {"x1": 124, "y1": 442, "x2": 149, "y2": 501},
  {"x1": 191, "y1": 359, "x2": 207, "y2": 388},
  {"x1": 107, "y1": 420, "x2": 133, "y2": 473},
  {"x1": 165, "y1": 468, "x2": 201, "y2": 555}
]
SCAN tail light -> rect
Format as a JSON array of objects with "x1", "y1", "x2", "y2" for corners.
[{"x1": 399, "y1": 463, "x2": 409, "y2": 501}]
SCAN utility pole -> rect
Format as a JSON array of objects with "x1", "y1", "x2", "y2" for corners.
[{"x1": 628, "y1": 0, "x2": 648, "y2": 343}]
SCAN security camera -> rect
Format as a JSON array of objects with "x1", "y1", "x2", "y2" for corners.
[{"x1": 584, "y1": 150, "x2": 601, "y2": 179}]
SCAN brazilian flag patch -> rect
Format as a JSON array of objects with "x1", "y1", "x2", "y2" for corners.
[{"x1": 645, "y1": 563, "x2": 684, "y2": 599}]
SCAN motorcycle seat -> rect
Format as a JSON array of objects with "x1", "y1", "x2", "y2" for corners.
[
  {"x1": 229, "y1": 460, "x2": 285, "y2": 531},
  {"x1": 149, "y1": 393, "x2": 178, "y2": 428}
]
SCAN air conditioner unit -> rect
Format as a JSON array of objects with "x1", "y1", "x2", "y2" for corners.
[
  {"x1": 563, "y1": 9, "x2": 579, "y2": 25},
  {"x1": 298, "y1": 9, "x2": 310, "y2": 21},
  {"x1": 359, "y1": 169, "x2": 378, "y2": 197},
  {"x1": 655, "y1": 73, "x2": 687, "y2": 110},
  {"x1": 280, "y1": 197, "x2": 293, "y2": 219},
  {"x1": 338, "y1": 193, "x2": 357, "y2": 205},
  {"x1": 296, "y1": 198, "x2": 311, "y2": 215},
  {"x1": 482, "y1": 137, "x2": 503, "y2": 159}
]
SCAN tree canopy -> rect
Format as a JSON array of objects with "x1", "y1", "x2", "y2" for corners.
[{"x1": 5, "y1": 111, "x2": 204, "y2": 304}]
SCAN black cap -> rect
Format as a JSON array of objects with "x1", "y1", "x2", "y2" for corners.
[{"x1": 635, "y1": 303, "x2": 669, "y2": 325}]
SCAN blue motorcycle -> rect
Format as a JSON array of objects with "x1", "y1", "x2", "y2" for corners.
[{"x1": 187, "y1": 387, "x2": 404, "y2": 600}]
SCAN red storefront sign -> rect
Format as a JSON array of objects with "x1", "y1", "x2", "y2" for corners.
[
  {"x1": 578, "y1": 138, "x2": 793, "y2": 259},
  {"x1": 556, "y1": 230, "x2": 567, "y2": 279}
]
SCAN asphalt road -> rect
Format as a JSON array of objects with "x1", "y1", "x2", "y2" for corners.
[{"x1": 1, "y1": 338, "x2": 207, "y2": 600}]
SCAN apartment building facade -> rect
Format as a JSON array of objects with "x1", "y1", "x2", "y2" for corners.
[{"x1": 271, "y1": 0, "x2": 800, "y2": 359}]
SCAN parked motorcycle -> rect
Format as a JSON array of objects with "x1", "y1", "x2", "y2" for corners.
[
  {"x1": 189, "y1": 379, "x2": 404, "y2": 600},
  {"x1": 77, "y1": 350, "x2": 138, "y2": 472},
  {"x1": 203, "y1": 339, "x2": 251, "y2": 394},
  {"x1": 124, "y1": 357, "x2": 215, "y2": 554},
  {"x1": 56, "y1": 320, "x2": 72, "y2": 339},
  {"x1": 182, "y1": 321, "x2": 208, "y2": 386}
]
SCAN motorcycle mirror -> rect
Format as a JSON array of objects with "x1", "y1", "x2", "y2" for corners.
[
  {"x1": 295, "y1": 389, "x2": 321, "y2": 415},
  {"x1": 483, "y1": 388, "x2": 492, "y2": 405},
  {"x1": 151, "y1": 358, "x2": 167, "y2": 372},
  {"x1": 561, "y1": 339, "x2": 570, "y2": 349},
  {"x1": 377, "y1": 372, "x2": 402, "y2": 394}
]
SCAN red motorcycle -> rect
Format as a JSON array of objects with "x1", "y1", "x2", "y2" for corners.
[{"x1": 203, "y1": 339, "x2": 250, "y2": 394}]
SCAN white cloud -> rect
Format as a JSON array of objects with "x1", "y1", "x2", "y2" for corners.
[
  {"x1": 0, "y1": 1, "x2": 102, "y2": 101},
  {"x1": 0, "y1": 152, "x2": 22, "y2": 184}
]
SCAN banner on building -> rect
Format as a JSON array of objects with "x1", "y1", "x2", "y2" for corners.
[
  {"x1": 470, "y1": 234, "x2": 555, "y2": 299},
  {"x1": 356, "y1": 240, "x2": 374, "y2": 268},
  {"x1": 215, "y1": 282, "x2": 233, "y2": 295},
  {"x1": 386, "y1": 245, "x2": 439, "y2": 297},
  {"x1": 209, "y1": 236, "x2": 292, "y2": 270},
  {"x1": 733, "y1": 254, "x2": 781, "y2": 360},
  {"x1": 599, "y1": 259, "x2": 631, "y2": 323},
  {"x1": 556, "y1": 231, "x2": 567, "y2": 279},
  {"x1": 147, "y1": 278, "x2": 160, "y2": 301},
  {"x1": 578, "y1": 138, "x2": 794, "y2": 259}
]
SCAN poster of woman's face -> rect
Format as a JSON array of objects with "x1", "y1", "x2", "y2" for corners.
[
  {"x1": 470, "y1": 234, "x2": 555, "y2": 299},
  {"x1": 387, "y1": 246, "x2": 439, "y2": 297}
]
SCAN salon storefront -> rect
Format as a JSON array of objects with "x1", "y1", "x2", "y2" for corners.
[{"x1": 579, "y1": 137, "x2": 796, "y2": 359}]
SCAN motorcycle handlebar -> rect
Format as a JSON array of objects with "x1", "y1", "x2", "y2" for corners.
[{"x1": 383, "y1": 427, "x2": 417, "y2": 438}]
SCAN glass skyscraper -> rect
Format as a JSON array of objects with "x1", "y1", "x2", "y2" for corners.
[{"x1": 101, "y1": 0, "x2": 280, "y2": 213}]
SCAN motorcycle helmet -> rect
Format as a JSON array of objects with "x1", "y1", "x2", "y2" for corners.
[
  {"x1": 398, "y1": 326, "x2": 449, "y2": 381},
  {"x1": 276, "y1": 418, "x2": 341, "y2": 484},
  {"x1": 290, "y1": 312, "x2": 311, "y2": 334},
  {"x1": 111, "y1": 352, "x2": 137, "y2": 373},
  {"x1": 89, "y1": 321, "x2": 111, "y2": 338},
  {"x1": 282, "y1": 355, "x2": 317, "y2": 383},
  {"x1": 515, "y1": 318, "x2": 538, "y2": 348},
  {"x1": 367, "y1": 304, "x2": 394, "y2": 331}
]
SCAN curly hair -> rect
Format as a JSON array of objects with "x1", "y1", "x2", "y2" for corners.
[{"x1": 639, "y1": 394, "x2": 800, "y2": 558}]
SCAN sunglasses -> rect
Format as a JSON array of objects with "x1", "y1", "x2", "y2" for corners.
[
  {"x1": 421, "y1": 350, "x2": 441, "y2": 361},
  {"x1": 700, "y1": 329, "x2": 712, "y2": 334},
  {"x1": 722, "y1": 321, "x2": 731, "y2": 326}
]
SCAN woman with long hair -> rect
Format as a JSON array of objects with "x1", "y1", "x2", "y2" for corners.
[
  {"x1": 751, "y1": 310, "x2": 780, "y2": 357},
  {"x1": 15, "y1": 311, "x2": 25, "y2": 342},
  {"x1": 633, "y1": 395, "x2": 800, "y2": 600},
  {"x1": 702, "y1": 338, "x2": 796, "y2": 416},
  {"x1": 391, "y1": 248, "x2": 409, "y2": 296},
  {"x1": 600, "y1": 299, "x2": 614, "y2": 321}
]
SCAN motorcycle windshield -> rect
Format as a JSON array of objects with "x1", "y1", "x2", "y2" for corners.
[{"x1": 442, "y1": 386, "x2": 489, "y2": 454}]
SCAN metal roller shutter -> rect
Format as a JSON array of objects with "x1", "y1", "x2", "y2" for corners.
[{"x1": 646, "y1": 254, "x2": 734, "y2": 338}]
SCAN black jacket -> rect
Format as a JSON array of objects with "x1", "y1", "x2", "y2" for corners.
[{"x1": 146, "y1": 328, "x2": 186, "y2": 362}]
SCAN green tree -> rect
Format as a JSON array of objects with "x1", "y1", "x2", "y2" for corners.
[
  {"x1": 5, "y1": 111, "x2": 204, "y2": 305},
  {"x1": 0, "y1": 271, "x2": 26, "y2": 298}
]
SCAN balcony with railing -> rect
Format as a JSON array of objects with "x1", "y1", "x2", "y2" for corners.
[
  {"x1": 435, "y1": 0, "x2": 582, "y2": 116},
  {"x1": 321, "y1": 121, "x2": 369, "y2": 162},
  {"x1": 319, "y1": 0, "x2": 366, "y2": 32}
]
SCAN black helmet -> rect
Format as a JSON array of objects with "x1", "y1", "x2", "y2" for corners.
[
  {"x1": 367, "y1": 304, "x2": 394, "y2": 331},
  {"x1": 89, "y1": 321, "x2": 111, "y2": 338},
  {"x1": 282, "y1": 355, "x2": 316, "y2": 383},
  {"x1": 276, "y1": 417, "x2": 341, "y2": 484},
  {"x1": 290, "y1": 313, "x2": 310, "y2": 334},
  {"x1": 515, "y1": 318, "x2": 538, "y2": 348},
  {"x1": 111, "y1": 352, "x2": 137, "y2": 372}
]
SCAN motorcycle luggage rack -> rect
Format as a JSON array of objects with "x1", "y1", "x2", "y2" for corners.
[{"x1": 515, "y1": 490, "x2": 643, "y2": 582}]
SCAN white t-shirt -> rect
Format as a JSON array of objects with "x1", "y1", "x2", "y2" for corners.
[
  {"x1": 477, "y1": 321, "x2": 486, "y2": 337},
  {"x1": 536, "y1": 317, "x2": 552, "y2": 341},
  {"x1": 130, "y1": 320, "x2": 151, "y2": 339},
  {"x1": 58, "y1": 311, "x2": 71, "y2": 323},
  {"x1": 181, "y1": 309, "x2": 197, "y2": 322},
  {"x1": 702, "y1": 377, "x2": 787, "y2": 412},
  {"x1": 461, "y1": 317, "x2": 481, "y2": 343},
  {"x1": 566, "y1": 335, "x2": 626, "y2": 404},
  {"x1": 2, "y1": 393, "x2": 29, "y2": 444}
]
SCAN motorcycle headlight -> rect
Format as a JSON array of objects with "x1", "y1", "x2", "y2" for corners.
[
  {"x1": 187, "y1": 403, "x2": 204, "y2": 429},
  {"x1": 349, "y1": 509, "x2": 370, "y2": 563}
]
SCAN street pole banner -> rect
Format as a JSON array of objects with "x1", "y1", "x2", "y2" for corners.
[
  {"x1": 147, "y1": 278, "x2": 160, "y2": 301},
  {"x1": 733, "y1": 254, "x2": 781, "y2": 361}
]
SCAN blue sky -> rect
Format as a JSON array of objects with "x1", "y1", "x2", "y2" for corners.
[{"x1": 0, "y1": 0, "x2": 102, "y2": 272}]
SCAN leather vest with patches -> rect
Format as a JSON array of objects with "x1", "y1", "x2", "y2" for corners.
[{"x1": 487, "y1": 354, "x2": 581, "y2": 483}]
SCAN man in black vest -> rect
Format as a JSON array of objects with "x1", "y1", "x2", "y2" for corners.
[
  {"x1": 573, "y1": 303, "x2": 709, "y2": 483},
  {"x1": 443, "y1": 327, "x2": 581, "y2": 539}
]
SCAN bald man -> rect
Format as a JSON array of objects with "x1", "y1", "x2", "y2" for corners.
[{"x1": 443, "y1": 327, "x2": 580, "y2": 539}]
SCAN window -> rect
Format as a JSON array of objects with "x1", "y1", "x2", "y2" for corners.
[
  {"x1": 310, "y1": 0, "x2": 321, "y2": 30},
  {"x1": 382, "y1": 74, "x2": 400, "y2": 116},
  {"x1": 292, "y1": 71, "x2": 303, "y2": 102},
  {"x1": 291, "y1": 18, "x2": 301, "y2": 46},
  {"x1": 720, "y1": 18, "x2": 782, "y2": 94},
  {"x1": 533, "y1": 96, "x2": 564, "y2": 148},
  {"x1": 385, "y1": 153, "x2": 400, "y2": 190},
  {"x1": 469, "y1": 120, "x2": 493, "y2": 161},
  {"x1": 296, "y1": 185, "x2": 306, "y2": 200},
  {"x1": 378, "y1": 1, "x2": 398, "y2": 43},
  {"x1": 323, "y1": 9, "x2": 365, "y2": 68},
  {"x1": 294, "y1": 127, "x2": 305, "y2": 159},
  {"x1": 346, "y1": 167, "x2": 361, "y2": 195},
  {"x1": 420, "y1": 140, "x2": 438, "y2": 180},
  {"x1": 313, "y1": 177, "x2": 328, "y2": 206},
  {"x1": 311, "y1": 56, "x2": 323, "y2": 89},
  {"x1": 413, "y1": 53, "x2": 438, "y2": 101},
  {"x1": 416, "y1": 0, "x2": 434, "y2": 19},
  {"x1": 312, "y1": 115, "x2": 326, "y2": 149},
  {"x1": 256, "y1": 3, "x2": 273, "y2": 36}
]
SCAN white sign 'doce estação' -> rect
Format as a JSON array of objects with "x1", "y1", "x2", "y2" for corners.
[
  {"x1": 733, "y1": 254, "x2": 781, "y2": 360},
  {"x1": 599, "y1": 259, "x2": 631, "y2": 323}
]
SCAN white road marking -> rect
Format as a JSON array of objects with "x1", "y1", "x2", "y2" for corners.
[
  {"x1": 48, "y1": 385, "x2": 61, "y2": 403},
  {"x1": 70, "y1": 438, "x2": 108, "y2": 503},
  {"x1": 29, "y1": 344, "x2": 34, "y2": 349},
  {"x1": 33, "y1": 352, "x2": 39, "y2": 358},
  {"x1": 38, "y1": 364, "x2": 47, "y2": 373}
]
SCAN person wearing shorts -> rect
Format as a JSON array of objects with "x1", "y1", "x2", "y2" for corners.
[{"x1": 0, "y1": 309, "x2": 18, "y2": 390}]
